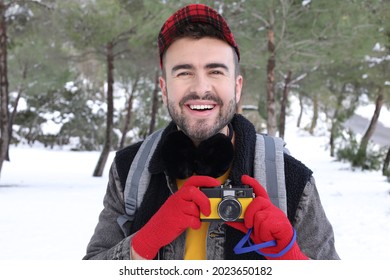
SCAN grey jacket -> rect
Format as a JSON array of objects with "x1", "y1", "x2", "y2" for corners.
[{"x1": 83, "y1": 116, "x2": 340, "y2": 260}]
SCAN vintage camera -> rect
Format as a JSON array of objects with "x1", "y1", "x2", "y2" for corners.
[{"x1": 199, "y1": 180, "x2": 254, "y2": 222}]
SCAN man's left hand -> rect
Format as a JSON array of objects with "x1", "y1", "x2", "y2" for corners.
[{"x1": 227, "y1": 175, "x2": 308, "y2": 260}]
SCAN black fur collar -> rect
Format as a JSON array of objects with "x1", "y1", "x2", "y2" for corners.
[
  {"x1": 148, "y1": 114, "x2": 258, "y2": 184},
  {"x1": 161, "y1": 125, "x2": 234, "y2": 179}
]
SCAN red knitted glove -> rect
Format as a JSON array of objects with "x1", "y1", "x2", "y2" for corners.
[
  {"x1": 227, "y1": 175, "x2": 308, "y2": 260},
  {"x1": 131, "y1": 175, "x2": 220, "y2": 259}
]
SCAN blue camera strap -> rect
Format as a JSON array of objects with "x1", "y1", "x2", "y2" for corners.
[{"x1": 233, "y1": 228, "x2": 297, "y2": 258}]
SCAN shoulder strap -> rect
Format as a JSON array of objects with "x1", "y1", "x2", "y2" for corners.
[
  {"x1": 254, "y1": 134, "x2": 288, "y2": 215},
  {"x1": 117, "y1": 129, "x2": 164, "y2": 235}
]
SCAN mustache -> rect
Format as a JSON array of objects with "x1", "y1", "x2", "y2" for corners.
[{"x1": 179, "y1": 92, "x2": 223, "y2": 106}]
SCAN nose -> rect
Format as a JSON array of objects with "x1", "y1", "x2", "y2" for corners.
[{"x1": 190, "y1": 73, "x2": 212, "y2": 96}]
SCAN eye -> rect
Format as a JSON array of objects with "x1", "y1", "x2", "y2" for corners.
[
  {"x1": 177, "y1": 71, "x2": 193, "y2": 77},
  {"x1": 210, "y1": 70, "x2": 224, "y2": 75}
]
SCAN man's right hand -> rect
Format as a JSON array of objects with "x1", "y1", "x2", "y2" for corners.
[{"x1": 131, "y1": 175, "x2": 220, "y2": 259}]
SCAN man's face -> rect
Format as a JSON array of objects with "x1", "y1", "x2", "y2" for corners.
[{"x1": 160, "y1": 37, "x2": 243, "y2": 143}]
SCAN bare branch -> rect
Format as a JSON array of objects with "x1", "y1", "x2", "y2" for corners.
[
  {"x1": 65, "y1": 49, "x2": 104, "y2": 63},
  {"x1": 276, "y1": 0, "x2": 289, "y2": 50},
  {"x1": 111, "y1": 26, "x2": 137, "y2": 48},
  {"x1": 252, "y1": 12, "x2": 269, "y2": 27}
]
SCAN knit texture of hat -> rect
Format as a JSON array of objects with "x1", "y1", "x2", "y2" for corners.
[{"x1": 158, "y1": 4, "x2": 240, "y2": 67}]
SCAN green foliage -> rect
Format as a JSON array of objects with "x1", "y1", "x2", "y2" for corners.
[
  {"x1": 2, "y1": 0, "x2": 389, "y2": 153},
  {"x1": 56, "y1": 0, "x2": 133, "y2": 48},
  {"x1": 13, "y1": 79, "x2": 107, "y2": 150},
  {"x1": 13, "y1": 109, "x2": 46, "y2": 145},
  {"x1": 336, "y1": 131, "x2": 386, "y2": 171},
  {"x1": 58, "y1": 92, "x2": 108, "y2": 151}
]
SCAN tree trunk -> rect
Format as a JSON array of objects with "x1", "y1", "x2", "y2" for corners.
[
  {"x1": 357, "y1": 89, "x2": 384, "y2": 160},
  {"x1": 6, "y1": 65, "x2": 26, "y2": 160},
  {"x1": 383, "y1": 146, "x2": 390, "y2": 176},
  {"x1": 329, "y1": 116, "x2": 337, "y2": 158},
  {"x1": 0, "y1": 3, "x2": 9, "y2": 176},
  {"x1": 119, "y1": 74, "x2": 139, "y2": 149},
  {"x1": 93, "y1": 43, "x2": 114, "y2": 177},
  {"x1": 148, "y1": 69, "x2": 159, "y2": 135},
  {"x1": 329, "y1": 92, "x2": 343, "y2": 157},
  {"x1": 309, "y1": 93, "x2": 318, "y2": 135},
  {"x1": 7, "y1": 90, "x2": 21, "y2": 156},
  {"x1": 296, "y1": 92, "x2": 304, "y2": 128},
  {"x1": 278, "y1": 70, "x2": 291, "y2": 139},
  {"x1": 266, "y1": 16, "x2": 277, "y2": 136}
]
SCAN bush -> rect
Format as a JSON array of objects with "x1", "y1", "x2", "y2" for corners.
[
  {"x1": 13, "y1": 82, "x2": 108, "y2": 150},
  {"x1": 336, "y1": 131, "x2": 385, "y2": 171}
]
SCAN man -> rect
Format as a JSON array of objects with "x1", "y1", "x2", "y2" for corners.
[{"x1": 83, "y1": 4, "x2": 339, "y2": 260}]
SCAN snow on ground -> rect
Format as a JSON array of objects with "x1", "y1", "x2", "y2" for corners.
[
  {"x1": 284, "y1": 126, "x2": 390, "y2": 260},
  {"x1": 0, "y1": 101, "x2": 389, "y2": 260},
  {"x1": 0, "y1": 146, "x2": 114, "y2": 260}
]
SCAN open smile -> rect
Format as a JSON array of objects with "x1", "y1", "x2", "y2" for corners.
[
  {"x1": 188, "y1": 104, "x2": 216, "y2": 111},
  {"x1": 184, "y1": 102, "x2": 218, "y2": 117}
]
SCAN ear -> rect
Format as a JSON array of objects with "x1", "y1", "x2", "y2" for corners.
[
  {"x1": 159, "y1": 76, "x2": 168, "y2": 105},
  {"x1": 235, "y1": 75, "x2": 243, "y2": 103}
]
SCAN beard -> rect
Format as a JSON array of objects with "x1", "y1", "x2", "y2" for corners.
[{"x1": 166, "y1": 91, "x2": 237, "y2": 142}]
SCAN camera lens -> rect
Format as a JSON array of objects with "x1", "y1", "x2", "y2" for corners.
[{"x1": 217, "y1": 196, "x2": 242, "y2": 221}]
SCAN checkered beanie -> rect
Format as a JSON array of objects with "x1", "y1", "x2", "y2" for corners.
[{"x1": 158, "y1": 4, "x2": 240, "y2": 68}]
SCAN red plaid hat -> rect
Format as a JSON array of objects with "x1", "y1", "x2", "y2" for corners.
[{"x1": 158, "y1": 4, "x2": 240, "y2": 68}]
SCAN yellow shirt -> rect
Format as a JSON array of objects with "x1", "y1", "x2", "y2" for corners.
[{"x1": 176, "y1": 171, "x2": 230, "y2": 260}]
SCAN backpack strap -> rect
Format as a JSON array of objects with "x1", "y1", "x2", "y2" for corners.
[
  {"x1": 253, "y1": 134, "x2": 288, "y2": 215},
  {"x1": 117, "y1": 129, "x2": 164, "y2": 236}
]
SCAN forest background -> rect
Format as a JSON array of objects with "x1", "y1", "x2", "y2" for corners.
[{"x1": 0, "y1": 0, "x2": 389, "y2": 180}]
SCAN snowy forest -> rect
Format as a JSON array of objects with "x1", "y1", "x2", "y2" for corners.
[{"x1": 0, "y1": 0, "x2": 389, "y2": 181}]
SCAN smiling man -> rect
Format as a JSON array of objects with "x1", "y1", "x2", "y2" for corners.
[
  {"x1": 83, "y1": 4, "x2": 340, "y2": 260},
  {"x1": 161, "y1": 36, "x2": 242, "y2": 144}
]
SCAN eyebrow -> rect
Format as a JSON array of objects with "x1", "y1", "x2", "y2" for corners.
[
  {"x1": 206, "y1": 63, "x2": 229, "y2": 72},
  {"x1": 171, "y1": 63, "x2": 230, "y2": 75},
  {"x1": 171, "y1": 64, "x2": 193, "y2": 74}
]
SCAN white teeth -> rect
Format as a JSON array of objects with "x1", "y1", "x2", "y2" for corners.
[{"x1": 189, "y1": 104, "x2": 214, "y2": 110}]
